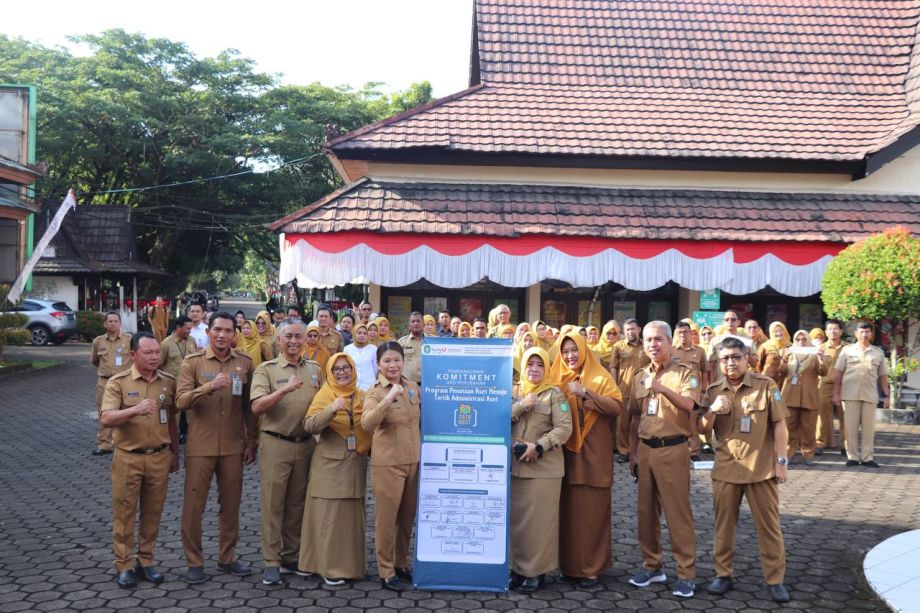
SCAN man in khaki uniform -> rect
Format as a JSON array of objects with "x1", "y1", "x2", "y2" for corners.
[
  {"x1": 627, "y1": 322, "x2": 700, "y2": 599},
  {"x1": 672, "y1": 320, "x2": 710, "y2": 459},
  {"x1": 316, "y1": 305, "x2": 344, "y2": 355},
  {"x1": 100, "y1": 332, "x2": 179, "y2": 588},
  {"x1": 707, "y1": 310, "x2": 757, "y2": 382},
  {"x1": 610, "y1": 318, "x2": 650, "y2": 460},
  {"x1": 398, "y1": 311, "x2": 424, "y2": 384},
  {"x1": 92, "y1": 311, "x2": 134, "y2": 456},
  {"x1": 158, "y1": 315, "x2": 196, "y2": 377},
  {"x1": 699, "y1": 336, "x2": 790, "y2": 603},
  {"x1": 250, "y1": 319, "x2": 324, "y2": 586},
  {"x1": 833, "y1": 321, "x2": 889, "y2": 468},
  {"x1": 176, "y1": 312, "x2": 257, "y2": 583},
  {"x1": 815, "y1": 319, "x2": 848, "y2": 455}
]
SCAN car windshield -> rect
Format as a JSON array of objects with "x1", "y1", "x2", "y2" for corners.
[{"x1": 52, "y1": 302, "x2": 73, "y2": 311}]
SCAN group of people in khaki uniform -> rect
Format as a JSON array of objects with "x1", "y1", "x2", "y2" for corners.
[{"x1": 95, "y1": 303, "x2": 890, "y2": 603}]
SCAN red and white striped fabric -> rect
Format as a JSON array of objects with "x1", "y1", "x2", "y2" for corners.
[{"x1": 280, "y1": 232, "x2": 842, "y2": 296}]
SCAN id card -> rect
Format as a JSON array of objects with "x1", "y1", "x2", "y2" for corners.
[
  {"x1": 311, "y1": 375, "x2": 319, "y2": 389},
  {"x1": 647, "y1": 398, "x2": 659, "y2": 416},
  {"x1": 115, "y1": 355, "x2": 123, "y2": 366},
  {"x1": 159, "y1": 408, "x2": 168, "y2": 424},
  {"x1": 346, "y1": 434, "x2": 357, "y2": 452},
  {"x1": 231, "y1": 376, "x2": 243, "y2": 396},
  {"x1": 790, "y1": 375, "x2": 799, "y2": 385},
  {"x1": 740, "y1": 414, "x2": 752, "y2": 433}
]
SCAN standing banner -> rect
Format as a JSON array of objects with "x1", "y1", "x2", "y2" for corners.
[{"x1": 414, "y1": 337, "x2": 513, "y2": 592}]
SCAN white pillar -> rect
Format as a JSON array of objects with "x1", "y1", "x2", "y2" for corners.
[{"x1": 525, "y1": 282, "x2": 541, "y2": 323}]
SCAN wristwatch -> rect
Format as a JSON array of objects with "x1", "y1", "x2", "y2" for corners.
[
  {"x1": 535, "y1": 443, "x2": 544, "y2": 459},
  {"x1": 776, "y1": 457, "x2": 789, "y2": 466}
]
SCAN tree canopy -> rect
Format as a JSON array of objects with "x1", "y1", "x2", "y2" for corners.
[
  {"x1": 821, "y1": 226, "x2": 920, "y2": 324},
  {"x1": 0, "y1": 31, "x2": 432, "y2": 295}
]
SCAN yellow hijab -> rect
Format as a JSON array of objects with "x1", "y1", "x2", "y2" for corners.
[
  {"x1": 519, "y1": 348, "x2": 556, "y2": 397},
  {"x1": 585, "y1": 326, "x2": 600, "y2": 349},
  {"x1": 374, "y1": 316, "x2": 394, "y2": 343},
  {"x1": 457, "y1": 322, "x2": 473, "y2": 337},
  {"x1": 423, "y1": 314, "x2": 437, "y2": 336},
  {"x1": 592, "y1": 320, "x2": 620, "y2": 362},
  {"x1": 352, "y1": 323, "x2": 369, "y2": 347},
  {"x1": 306, "y1": 353, "x2": 372, "y2": 453},
  {"x1": 237, "y1": 320, "x2": 265, "y2": 366},
  {"x1": 255, "y1": 310, "x2": 275, "y2": 341},
  {"x1": 548, "y1": 324, "x2": 578, "y2": 364},
  {"x1": 513, "y1": 330, "x2": 540, "y2": 374},
  {"x1": 762, "y1": 321, "x2": 791, "y2": 353},
  {"x1": 303, "y1": 324, "x2": 331, "y2": 370},
  {"x1": 487, "y1": 307, "x2": 501, "y2": 337},
  {"x1": 497, "y1": 323, "x2": 516, "y2": 339},
  {"x1": 550, "y1": 332, "x2": 621, "y2": 453}
]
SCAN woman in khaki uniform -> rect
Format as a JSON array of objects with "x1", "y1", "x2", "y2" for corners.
[
  {"x1": 779, "y1": 330, "x2": 827, "y2": 465},
  {"x1": 301, "y1": 353, "x2": 372, "y2": 585},
  {"x1": 361, "y1": 341, "x2": 421, "y2": 592},
  {"x1": 756, "y1": 322, "x2": 790, "y2": 387},
  {"x1": 510, "y1": 347, "x2": 573, "y2": 592},
  {"x1": 551, "y1": 331, "x2": 623, "y2": 587}
]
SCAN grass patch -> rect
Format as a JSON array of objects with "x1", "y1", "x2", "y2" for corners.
[{"x1": 31, "y1": 360, "x2": 64, "y2": 370}]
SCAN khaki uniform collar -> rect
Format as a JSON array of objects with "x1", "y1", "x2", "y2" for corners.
[
  {"x1": 129, "y1": 364, "x2": 160, "y2": 381},
  {"x1": 719, "y1": 370, "x2": 753, "y2": 391},
  {"x1": 205, "y1": 346, "x2": 235, "y2": 362}
]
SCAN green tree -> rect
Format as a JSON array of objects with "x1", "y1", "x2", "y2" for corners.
[{"x1": 0, "y1": 32, "x2": 433, "y2": 295}]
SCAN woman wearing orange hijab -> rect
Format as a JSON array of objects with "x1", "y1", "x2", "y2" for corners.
[
  {"x1": 457, "y1": 322, "x2": 473, "y2": 338},
  {"x1": 374, "y1": 317, "x2": 394, "y2": 343},
  {"x1": 301, "y1": 353, "x2": 372, "y2": 584},
  {"x1": 304, "y1": 324, "x2": 331, "y2": 371},
  {"x1": 551, "y1": 331, "x2": 623, "y2": 587}
]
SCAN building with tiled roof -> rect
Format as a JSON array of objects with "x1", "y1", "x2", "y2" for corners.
[{"x1": 272, "y1": 0, "x2": 920, "y2": 344}]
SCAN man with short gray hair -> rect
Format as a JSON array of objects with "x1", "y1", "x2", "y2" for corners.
[{"x1": 627, "y1": 321, "x2": 700, "y2": 599}]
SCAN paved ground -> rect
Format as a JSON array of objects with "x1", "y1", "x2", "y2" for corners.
[{"x1": 1, "y1": 342, "x2": 918, "y2": 612}]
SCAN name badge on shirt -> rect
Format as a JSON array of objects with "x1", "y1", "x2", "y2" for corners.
[
  {"x1": 127, "y1": 391, "x2": 140, "y2": 398},
  {"x1": 647, "y1": 398, "x2": 659, "y2": 416},
  {"x1": 202, "y1": 371, "x2": 217, "y2": 381},
  {"x1": 404, "y1": 347, "x2": 415, "y2": 354},
  {"x1": 740, "y1": 414, "x2": 752, "y2": 433},
  {"x1": 276, "y1": 378, "x2": 289, "y2": 385},
  {"x1": 346, "y1": 434, "x2": 357, "y2": 452},
  {"x1": 159, "y1": 408, "x2": 168, "y2": 424},
  {"x1": 311, "y1": 375, "x2": 319, "y2": 388},
  {"x1": 790, "y1": 375, "x2": 799, "y2": 385},
  {"x1": 231, "y1": 375, "x2": 243, "y2": 396}
]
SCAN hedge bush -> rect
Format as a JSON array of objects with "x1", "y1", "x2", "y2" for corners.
[{"x1": 76, "y1": 311, "x2": 106, "y2": 341}]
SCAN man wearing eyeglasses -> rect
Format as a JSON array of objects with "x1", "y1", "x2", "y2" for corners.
[
  {"x1": 250, "y1": 318, "x2": 324, "y2": 586},
  {"x1": 398, "y1": 311, "x2": 425, "y2": 384},
  {"x1": 358, "y1": 301, "x2": 374, "y2": 325},
  {"x1": 708, "y1": 310, "x2": 757, "y2": 382},
  {"x1": 698, "y1": 336, "x2": 790, "y2": 603}
]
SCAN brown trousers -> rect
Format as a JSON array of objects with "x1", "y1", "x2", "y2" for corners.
[
  {"x1": 259, "y1": 432, "x2": 313, "y2": 566},
  {"x1": 843, "y1": 400, "x2": 877, "y2": 462},
  {"x1": 96, "y1": 378, "x2": 113, "y2": 450},
  {"x1": 181, "y1": 454, "x2": 244, "y2": 567},
  {"x1": 815, "y1": 384, "x2": 846, "y2": 450},
  {"x1": 713, "y1": 478, "x2": 785, "y2": 585},
  {"x1": 111, "y1": 449, "x2": 170, "y2": 572},
  {"x1": 637, "y1": 442, "x2": 696, "y2": 579},
  {"x1": 371, "y1": 462, "x2": 418, "y2": 579},
  {"x1": 786, "y1": 407, "x2": 819, "y2": 459},
  {"x1": 615, "y1": 411, "x2": 631, "y2": 455}
]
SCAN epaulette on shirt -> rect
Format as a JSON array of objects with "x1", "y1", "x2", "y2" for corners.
[
  {"x1": 109, "y1": 370, "x2": 131, "y2": 381},
  {"x1": 187, "y1": 349, "x2": 206, "y2": 359},
  {"x1": 157, "y1": 370, "x2": 176, "y2": 380}
]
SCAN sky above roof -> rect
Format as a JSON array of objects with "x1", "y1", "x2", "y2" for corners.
[{"x1": 4, "y1": 0, "x2": 475, "y2": 97}]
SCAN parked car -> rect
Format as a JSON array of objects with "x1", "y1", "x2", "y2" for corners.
[{"x1": 2, "y1": 298, "x2": 77, "y2": 345}]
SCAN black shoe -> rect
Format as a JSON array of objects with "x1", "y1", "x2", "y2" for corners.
[
  {"x1": 577, "y1": 576, "x2": 599, "y2": 588},
  {"x1": 690, "y1": 454, "x2": 702, "y2": 462},
  {"x1": 558, "y1": 573, "x2": 578, "y2": 584},
  {"x1": 518, "y1": 575, "x2": 541, "y2": 593},
  {"x1": 616, "y1": 454, "x2": 630, "y2": 464},
  {"x1": 846, "y1": 459, "x2": 860, "y2": 467},
  {"x1": 861, "y1": 460, "x2": 880, "y2": 468},
  {"x1": 116, "y1": 569, "x2": 137, "y2": 588},
  {"x1": 186, "y1": 566, "x2": 206, "y2": 584},
  {"x1": 178, "y1": 434, "x2": 186, "y2": 444},
  {"x1": 92, "y1": 448, "x2": 112, "y2": 456},
  {"x1": 814, "y1": 447, "x2": 824, "y2": 456},
  {"x1": 707, "y1": 576, "x2": 733, "y2": 595},
  {"x1": 381, "y1": 576, "x2": 404, "y2": 591},
  {"x1": 135, "y1": 563, "x2": 164, "y2": 584},
  {"x1": 217, "y1": 560, "x2": 251, "y2": 576},
  {"x1": 279, "y1": 561, "x2": 312, "y2": 577},
  {"x1": 701, "y1": 444, "x2": 714, "y2": 454},
  {"x1": 509, "y1": 572, "x2": 523, "y2": 591},
  {"x1": 395, "y1": 567, "x2": 413, "y2": 582},
  {"x1": 840, "y1": 448, "x2": 847, "y2": 456},
  {"x1": 769, "y1": 583, "x2": 791, "y2": 603}
]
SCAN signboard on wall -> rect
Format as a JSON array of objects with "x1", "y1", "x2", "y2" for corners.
[
  {"x1": 415, "y1": 337, "x2": 513, "y2": 592},
  {"x1": 699, "y1": 289, "x2": 721, "y2": 310}
]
